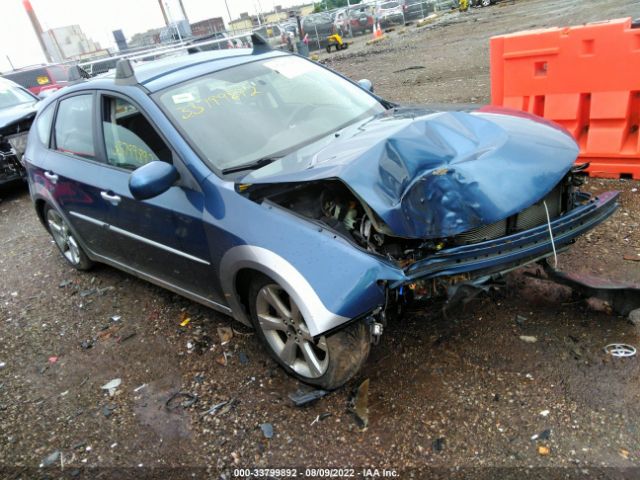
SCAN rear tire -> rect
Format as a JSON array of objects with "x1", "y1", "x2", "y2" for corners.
[
  {"x1": 248, "y1": 275, "x2": 370, "y2": 390},
  {"x1": 44, "y1": 205, "x2": 93, "y2": 271}
]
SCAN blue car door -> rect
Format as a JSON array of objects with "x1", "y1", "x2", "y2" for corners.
[
  {"x1": 46, "y1": 92, "x2": 120, "y2": 258},
  {"x1": 95, "y1": 92, "x2": 226, "y2": 307}
]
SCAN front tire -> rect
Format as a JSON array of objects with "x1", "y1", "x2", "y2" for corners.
[
  {"x1": 248, "y1": 275, "x2": 371, "y2": 390},
  {"x1": 45, "y1": 205, "x2": 93, "y2": 271}
]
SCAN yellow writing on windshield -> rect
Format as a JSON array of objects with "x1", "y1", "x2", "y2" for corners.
[{"x1": 176, "y1": 84, "x2": 261, "y2": 120}]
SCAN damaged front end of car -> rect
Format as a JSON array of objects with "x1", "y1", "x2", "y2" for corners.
[
  {"x1": 0, "y1": 112, "x2": 34, "y2": 186},
  {"x1": 237, "y1": 108, "x2": 620, "y2": 337}
]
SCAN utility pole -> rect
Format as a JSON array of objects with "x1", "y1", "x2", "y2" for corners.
[
  {"x1": 157, "y1": 0, "x2": 170, "y2": 25},
  {"x1": 223, "y1": 0, "x2": 234, "y2": 31}
]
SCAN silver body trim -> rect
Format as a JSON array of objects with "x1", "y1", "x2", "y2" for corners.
[
  {"x1": 69, "y1": 210, "x2": 211, "y2": 266},
  {"x1": 220, "y1": 245, "x2": 351, "y2": 337}
]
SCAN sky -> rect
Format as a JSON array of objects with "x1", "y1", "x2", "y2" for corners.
[{"x1": 0, "y1": 0, "x2": 305, "y2": 72}]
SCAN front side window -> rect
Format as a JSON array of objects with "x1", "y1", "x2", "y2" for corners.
[
  {"x1": 156, "y1": 56, "x2": 384, "y2": 173},
  {"x1": 54, "y1": 95, "x2": 95, "y2": 159},
  {"x1": 102, "y1": 96, "x2": 171, "y2": 170}
]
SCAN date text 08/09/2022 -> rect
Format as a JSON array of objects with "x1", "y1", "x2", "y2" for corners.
[{"x1": 233, "y1": 468, "x2": 399, "y2": 477}]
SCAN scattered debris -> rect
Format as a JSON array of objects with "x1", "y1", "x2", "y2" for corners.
[
  {"x1": 0, "y1": 362, "x2": 5, "y2": 369},
  {"x1": 540, "y1": 409, "x2": 550, "y2": 417},
  {"x1": 215, "y1": 352, "x2": 228, "y2": 366},
  {"x1": 531, "y1": 429, "x2": 552, "y2": 441},
  {"x1": 166, "y1": 392, "x2": 198, "y2": 410},
  {"x1": 623, "y1": 254, "x2": 640, "y2": 262},
  {"x1": 40, "y1": 450, "x2": 61, "y2": 468},
  {"x1": 310, "y1": 413, "x2": 332, "y2": 425},
  {"x1": 604, "y1": 343, "x2": 637, "y2": 358},
  {"x1": 117, "y1": 330, "x2": 137, "y2": 343},
  {"x1": 620, "y1": 448, "x2": 630, "y2": 459},
  {"x1": 519, "y1": 335, "x2": 537, "y2": 343},
  {"x1": 102, "y1": 404, "x2": 116, "y2": 418},
  {"x1": 238, "y1": 352, "x2": 249, "y2": 365},
  {"x1": 59, "y1": 279, "x2": 72, "y2": 288},
  {"x1": 110, "y1": 315, "x2": 121, "y2": 322},
  {"x1": 515, "y1": 314, "x2": 527, "y2": 326},
  {"x1": 101, "y1": 378, "x2": 122, "y2": 396},
  {"x1": 260, "y1": 422, "x2": 274, "y2": 439},
  {"x1": 79, "y1": 289, "x2": 96, "y2": 298},
  {"x1": 80, "y1": 340, "x2": 93, "y2": 349},
  {"x1": 202, "y1": 400, "x2": 231, "y2": 416},
  {"x1": 432, "y1": 437, "x2": 445, "y2": 453},
  {"x1": 351, "y1": 378, "x2": 369, "y2": 429},
  {"x1": 180, "y1": 317, "x2": 191, "y2": 327},
  {"x1": 217, "y1": 326, "x2": 233, "y2": 345},
  {"x1": 232, "y1": 327, "x2": 254, "y2": 337},
  {"x1": 538, "y1": 445, "x2": 550, "y2": 456},
  {"x1": 393, "y1": 65, "x2": 425, "y2": 73},
  {"x1": 289, "y1": 388, "x2": 329, "y2": 407},
  {"x1": 133, "y1": 384, "x2": 147, "y2": 393},
  {"x1": 48, "y1": 356, "x2": 58, "y2": 364},
  {"x1": 194, "y1": 373, "x2": 205, "y2": 383}
]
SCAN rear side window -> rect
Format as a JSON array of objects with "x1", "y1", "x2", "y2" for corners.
[
  {"x1": 36, "y1": 104, "x2": 55, "y2": 146},
  {"x1": 54, "y1": 95, "x2": 95, "y2": 159},
  {"x1": 101, "y1": 96, "x2": 172, "y2": 170}
]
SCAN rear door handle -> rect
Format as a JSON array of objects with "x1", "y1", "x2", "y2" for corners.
[
  {"x1": 100, "y1": 191, "x2": 122, "y2": 206},
  {"x1": 44, "y1": 171, "x2": 58, "y2": 184}
]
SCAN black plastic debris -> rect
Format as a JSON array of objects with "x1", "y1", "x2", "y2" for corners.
[
  {"x1": 289, "y1": 388, "x2": 329, "y2": 407},
  {"x1": 166, "y1": 392, "x2": 198, "y2": 410},
  {"x1": 261, "y1": 422, "x2": 274, "y2": 439},
  {"x1": 102, "y1": 404, "x2": 116, "y2": 418},
  {"x1": 432, "y1": 437, "x2": 446, "y2": 453},
  {"x1": 239, "y1": 352, "x2": 249, "y2": 365}
]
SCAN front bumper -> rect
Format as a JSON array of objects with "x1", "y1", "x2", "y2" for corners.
[{"x1": 391, "y1": 191, "x2": 619, "y2": 288}]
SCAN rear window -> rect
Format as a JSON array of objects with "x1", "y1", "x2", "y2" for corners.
[
  {"x1": 381, "y1": 1, "x2": 400, "y2": 7},
  {"x1": 47, "y1": 66, "x2": 69, "y2": 82},
  {"x1": 3, "y1": 68, "x2": 50, "y2": 89}
]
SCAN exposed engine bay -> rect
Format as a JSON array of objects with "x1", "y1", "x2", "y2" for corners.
[
  {"x1": 0, "y1": 116, "x2": 32, "y2": 184},
  {"x1": 245, "y1": 166, "x2": 587, "y2": 305},
  {"x1": 248, "y1": 167, "x2": 584, "y2": 262}
]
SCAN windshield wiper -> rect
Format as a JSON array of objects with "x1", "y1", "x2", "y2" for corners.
[{"x1": 221, "y1": 157, "x2": 280, "y2": 175}]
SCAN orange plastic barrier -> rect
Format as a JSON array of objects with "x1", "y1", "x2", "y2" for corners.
[{"x1": 490, "y1": 18, "x2": 640, "y2": 179}]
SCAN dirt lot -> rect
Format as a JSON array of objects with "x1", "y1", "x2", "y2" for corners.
[{"x1": 1, "y1": 0, "x2": 640, "y2": 478}]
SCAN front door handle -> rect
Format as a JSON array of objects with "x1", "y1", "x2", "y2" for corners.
[
  {"x1": 100, "y1": 191, "x2": 122, "y2": 206},
  {"x1": 44, "y1": 171, "x2": 58, "y2": 184}
]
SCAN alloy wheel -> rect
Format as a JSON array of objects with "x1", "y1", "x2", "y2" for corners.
[
  {"x1": 47, "y1": 209, "x2": 81, "y2": 266},
  {"x1": 255, "y1": 284, "x2": 329, "y2": 379}
]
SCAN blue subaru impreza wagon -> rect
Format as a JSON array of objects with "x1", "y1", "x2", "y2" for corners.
[{"x1": 24, "y1": 36, "x2": 618, "y2": 389}]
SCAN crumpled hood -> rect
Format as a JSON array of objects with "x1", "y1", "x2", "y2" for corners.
[
  {"x1": 0, "y1": 102, "x2": 38, "y2": 133},
  {"x1": 243, "y1": 108, "x2": 579, "y2": 239}
]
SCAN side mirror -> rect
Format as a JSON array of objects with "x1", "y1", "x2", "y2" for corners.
[
  {"x1": 129, "y1": 161, "x2": 179, "y2": 200},
  {"x1": 358, "y1": 79, "x2": 374, "y2": 93}
]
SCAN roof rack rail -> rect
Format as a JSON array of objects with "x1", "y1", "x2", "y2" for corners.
[
  {"x1": 114, "y1": 58, "x2": 138, "y2": 85},
  {"x1": 251, "y1": 33, "x2": 271, "y2": 55}
]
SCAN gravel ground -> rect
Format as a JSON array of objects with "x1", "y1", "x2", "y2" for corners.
[{"x1": 1, "y1": 0, "x2": 640, "y2": 478}]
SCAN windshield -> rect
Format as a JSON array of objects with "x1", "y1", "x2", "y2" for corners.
[
  {"x1": 0, "y1": 83, "x2": 35, "y2": 109},
  {"x1": 156, "y1": 56, "x2": 384, "y2": 172}
]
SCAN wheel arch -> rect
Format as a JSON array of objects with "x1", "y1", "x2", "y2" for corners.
[{"x1": 220, "y1": 245, "x2": 351, "y2": 337}]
